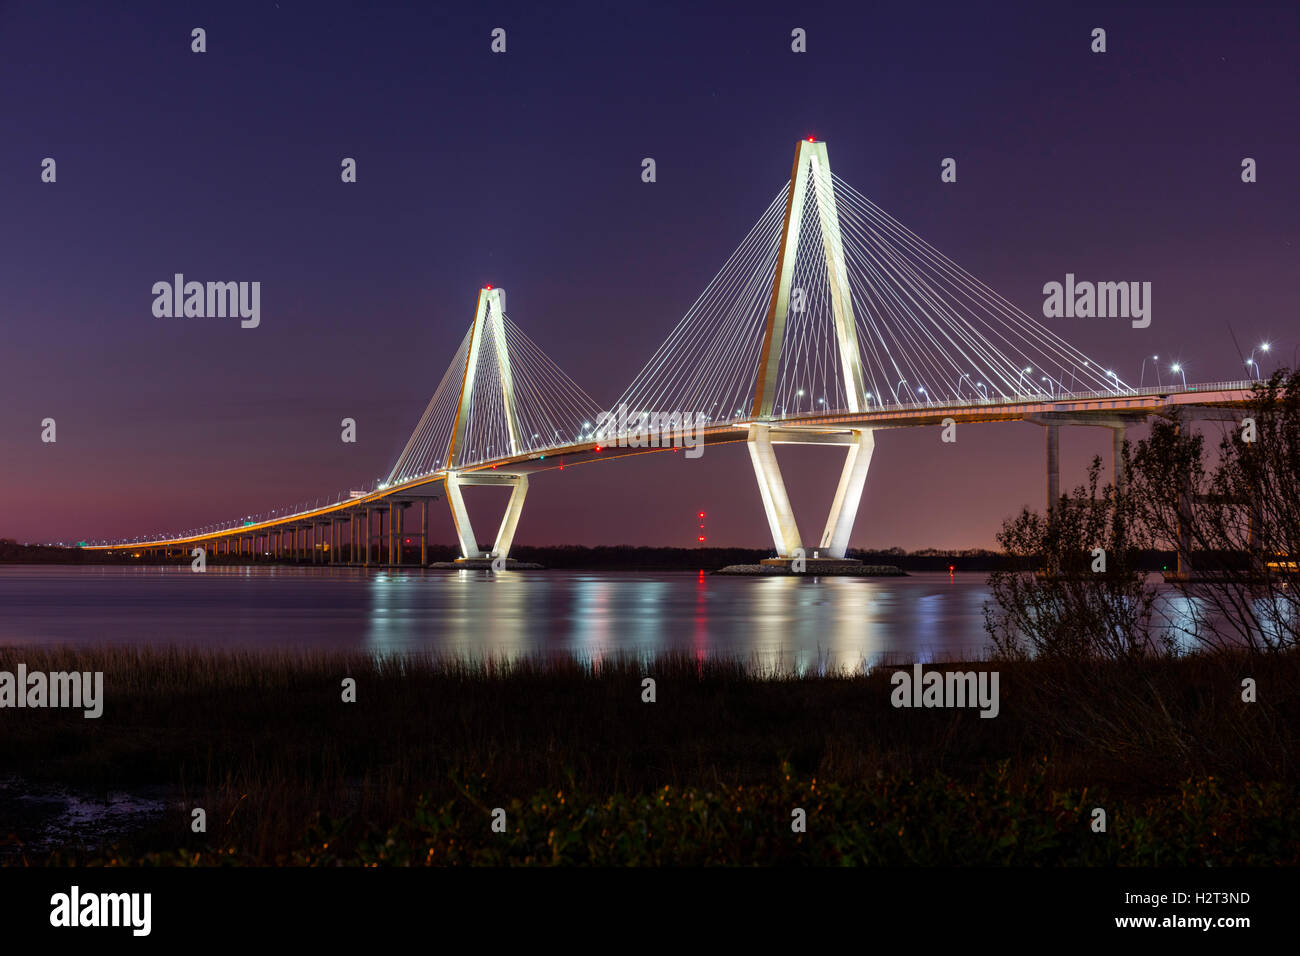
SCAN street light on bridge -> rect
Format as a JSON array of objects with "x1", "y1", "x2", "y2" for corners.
[
  {"x1": 1246, "y1": 342, "x2": 1270, "y2": 380},
  {"x1": 1140, "y1": 354, "x2": 1161, "y2": 388}
]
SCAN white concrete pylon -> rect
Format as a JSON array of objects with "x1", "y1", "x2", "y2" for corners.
[
  {"x1": 746, "y1": 423, "x2": 803, "y2": 557},
  {"x1": 445, "y1": 471, "x2": 529, "y2": 561},
  {"x1": 747, "y1": 139, "x2": 874, "y2": 560},
  {"x1": 752, "y1": 138, "x2": 867, "y2": 420},
  {"x1": 448, "y1": 287, "x2": 520, "y2": 469},
  {"x1": 746, "y1": 425, "x2": 876, "y2": 560},
  {"x1": 444, "y1": 286, "x2": 530, "y2": 561},
  {"x1": 818, "y1": 428, "x2": 875, "y2": 557}
]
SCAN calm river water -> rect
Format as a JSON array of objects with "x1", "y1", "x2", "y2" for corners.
[{"x1": 0, "y1": 566, "x2": 1001, "y2": 666}]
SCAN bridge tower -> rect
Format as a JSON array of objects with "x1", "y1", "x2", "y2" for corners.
[
  {"x1": 748, "y1": 139, "x2": 875, "y2": 560},
  {"x1": 445, "y1": 286, "x2": 529, "y2": 562}
]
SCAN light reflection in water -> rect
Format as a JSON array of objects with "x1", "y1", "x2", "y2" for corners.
[{"x1": 5, "y1": 566, "x2": 1254, "y2": 663}]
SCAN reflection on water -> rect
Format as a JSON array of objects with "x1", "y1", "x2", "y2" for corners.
[
  {"x1": 0, "y1": 565, "x2": 1005, "y2": 667},
  {"x1": 1, "y1": 566, "x2": 1270, "y2": 666}
]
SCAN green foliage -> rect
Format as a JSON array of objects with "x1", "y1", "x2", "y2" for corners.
[{"x1": 82, "y1": 763, "x2": 1300, "y2": 867}]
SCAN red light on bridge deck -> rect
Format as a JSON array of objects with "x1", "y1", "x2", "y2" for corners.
[{"x1": 594, "y1": 445, "x2": 602, "y2": 452}]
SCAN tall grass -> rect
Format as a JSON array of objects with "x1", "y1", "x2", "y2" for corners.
[{"x1": 0, "y1": 645, "x2": 1295, "y2": 863}]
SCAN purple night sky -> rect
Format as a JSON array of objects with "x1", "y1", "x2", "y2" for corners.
[{"x1": 1, "y1": 2, "x2": 1295, "y2": 550}]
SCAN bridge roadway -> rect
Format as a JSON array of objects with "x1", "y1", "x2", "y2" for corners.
[{"x1": 87, "y1": 380, "x2": 1256, "y2": 564}]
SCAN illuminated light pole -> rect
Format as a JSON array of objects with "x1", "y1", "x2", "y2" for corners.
[
  {"x1": 1171, "y1": 363, "x2": 1187, "y2": 389},
  {"x1": 1140, "y1": 354, "x2": 1160, "y2": 388},
  {"x1": 1246, "y1": 342, "x2": 1271, "y2": 380}
]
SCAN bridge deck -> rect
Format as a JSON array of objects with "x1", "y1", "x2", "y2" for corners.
[{"x1": 86, "y1": 381, "x2": 1257, "y2": 551}]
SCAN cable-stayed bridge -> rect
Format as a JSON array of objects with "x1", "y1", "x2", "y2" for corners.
[{"x1": 88, "y1": 139, "x2": 1256, "y2": 570}]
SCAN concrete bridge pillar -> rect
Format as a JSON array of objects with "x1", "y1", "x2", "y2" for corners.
[
  {"x1": 1046, "y1": 424, "x2": 1060, "y2": 518},
  {"x1": 421, "y1": 499, "x2": 429, "y2": 566},
  {"x1": 388, "y1": 501, "x2": 398, "y2": 565},
  {"x1": 746, "y1": 425, "x2": 873, "y2": 560},
  {"x1": 445, "y1": 471, "x2": 528, "y2": 561},
  {"x1": 1112, "y1": 426, "x2": 1124, "y2": 492}
]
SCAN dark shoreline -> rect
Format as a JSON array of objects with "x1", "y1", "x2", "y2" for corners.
[{"x1": 0, "y1": 540, "x2": 1182, "y2": 573}]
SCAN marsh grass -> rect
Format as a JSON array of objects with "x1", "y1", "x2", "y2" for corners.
[{"x1": 0, "y1": 645, "x2": 1295, "y2": 863}]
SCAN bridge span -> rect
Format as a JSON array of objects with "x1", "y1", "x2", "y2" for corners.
[{"x1": 85, "y1": 139, "x2": 1263, "y2": 568}]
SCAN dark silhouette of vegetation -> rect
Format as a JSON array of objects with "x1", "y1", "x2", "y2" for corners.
[
  {"x1": 1125, "y1": 369, "x2": 1300, "y2": 654},
  {"x1": 2, "y1": 645, "x2": 1298, "y2": 865},
  {"x1": 985, "y1": 459, "x2": 1166, "y2": 661}
]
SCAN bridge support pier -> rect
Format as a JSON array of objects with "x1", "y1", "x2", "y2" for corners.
[
  {"x1": 1046, "y1": 425, "x2": 1060, "y2": 518},
  {"x1": 746, "y1": 425, "x2": 874, "y2": 560},
  {"x1": 445, "y1": 471, "x2": 528, "y2": 561},
  {"x1": 1111, "y1": 425, "x2": 1126, "y2": 494},
  {"x1": 1029, "y1": 414, "x2": 1141, "y2": 519},
  {"x1": 421, "y1": 499, "x2": 429, "y2": 566},
  {"x1": 389, "y1": 502, "x2": 401, "y2": 566}
]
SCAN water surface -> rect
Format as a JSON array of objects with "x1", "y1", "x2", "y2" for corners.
[{"x1": 0, "y1": 566, "x2": 997, "y2": 667}]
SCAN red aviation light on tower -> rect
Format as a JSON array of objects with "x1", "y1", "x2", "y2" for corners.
[
  {"x1": 485, "y1": 284, "x2": 493, "y2": 290},
  {"x1": 807, "y1": 136, "x2": 815, "y2": 142}
]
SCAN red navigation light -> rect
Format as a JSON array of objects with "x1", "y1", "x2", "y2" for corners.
[
  {"x1": 807, "y1": 136, "x2": 814, "y2": 142},
  {"x1": 697, "y1": 535, "x2": 706, "y2": 542},
  {"x1": 698, "y1": 511, "x2": 705, "y2": 519},
  {"x1": 485, "y1": 284, "x2": 493, "y2": 290},
  {"x1": 405, "y1": 538, "x2": 412, "y2": 544},
  {"x1": 594, "y1": 445, "x2": 602, "y2": 452}
]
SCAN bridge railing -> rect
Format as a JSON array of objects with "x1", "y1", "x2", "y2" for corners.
[{"x1": 692, "y1": 379, "x2": 1261, "y2": 426}]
